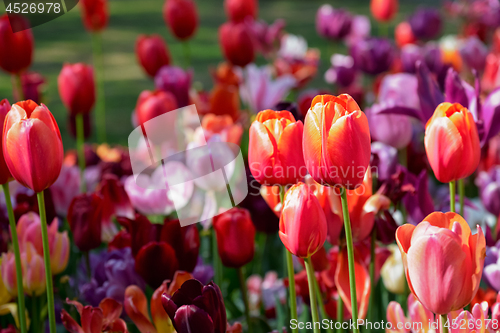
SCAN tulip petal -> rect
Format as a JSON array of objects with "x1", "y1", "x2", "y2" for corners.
[
  {"x1": 135, "y1": 242, "x2": 179, "y2": 288},
  {"x1": 124, "y1": 285, "x2": 158, "y2": 333},
  {"x1": 61, "y1": 309, "x2": 85, "y2": 333},
  {"x1": 173, "y1": 305, "x2": 215, "y2": 333},
  {"x1": 152, "y1": 281, "x2": 175, "y2": 333},
  {"x1": 99, "y1": 298, "x2": 122, "y2": 325}
]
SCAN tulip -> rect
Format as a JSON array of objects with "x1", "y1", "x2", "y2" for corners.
[
  {"x1": 0, "y1": 258, "x2": 11, "y2": 306},
  {"x1": 303, "y1": 94, "x2": 371, "y2": 189},
  {"x1": 424, "y1": 102, "x2": 480, "y2": 183},
  {"x1": 0, "y1": 99, "x2": 11, "y2": 185},
  {"x1": 370, "y1": 142, "x2": 398, "y2": 182},
  {"x1": 0, "y1": 15, "x2": 33, "y2": 74},
  {"x1": 316, "y1": 5, "x2": 352, "y2": 41},
  {"x1": 408, "y1": 8, "x2": 442, "y2": 40},
  {"x1": 0, "y1": 252, "x2": 16, "y2": 297},
  {"x1": 162, "y1": 279, "x2": 227, "y2": 333},
  {"x1": 324, "y1": 54, "x2": 356, "y2": 88},
  {"x1": 135, "y1": 89, "x2": 178, "y2": 127},
  {"x1": 58, "y1": 63, "x2": 96, "y2": 116},
  {"x1": 80, "y1": 0, "x2": 109, "y2": 32},
  {"x1": 225, "y1": 0, "x2": 257, "y2": 23},
  {"x1": 219, "y1": 21, "x2": 255, "y2": 68},
  {"x1": 154, "y1": 65, "x2": 192, "y2": 107},
  {"x1": 396, "y1": 211, "x2": 486, "y2": 314},
  {"x1": 279, "y1": 183, "x2": 327, "y2": 258},
  {"x1": 50, "y1": 165, "x2": 81, "y2": 216},
  {"x1": 366, "y1": 107, "x2": 413, "y2": 149},
  {"x1": 482, "y1": 53, "x2": 500, "y2": 93},
  {"x1": 2, "y1": 100, "x2": 64, "y2": 193},
  {"x1": 163, "y1": 0, "x2": 198, "y2": 41},
  {"x1": 483, "y1": 240, "x2": 500, "y2": 291},
  {"x1": 136, "y1": 35, "x2": 171, "y2": 78},
  {"x1": 460, "y1": 36, "x2": 488, "y2": 72},
  {"x1": 67, "y1": 193, "x2": 103, "y2": 252},
  {"x1": 395, "y1": 22, "x2": 416, "y2": 47},
  {"x1": 370, "y1": 0, "x2": 398, "y2": 22},
  {"x1": 350, "y1": 37, "x2": 394, "y2": 76},
  {"x1": 213, "y1": 208, "x2": 256, "y2": 268},
  {"x1": 193, "y1": 113, "x2": 243, "y2": 145},
  {"x1": 20, "y1": 243, "x2": 46, "y2": 296},
  {"x1": 476, "y1": 167, "x2": 500, "y2": 217},
  {"x1": 381, "y1": 244, "x2": 406, "y2": 294},
  {"x1": 21, "y1": 72, "x2": 45, "y2": 104}
]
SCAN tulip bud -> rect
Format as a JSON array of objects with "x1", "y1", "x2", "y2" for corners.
[
  {"x1": 316, "y1": 5, "x2": 352, "y2": 41},
  {"x1": 163, "y1": 0, "x2": 198, "y2": 41},
  {"x1": 350, "y1": 37, "x2": 395, "y2": 76},
  {"x1": 249, "y1": 109, "x2": 306, "y2": 186},
  {"x1": 213, "y1": 208, "x2": 256, "y2": 268},
  {"x1": 424, "y1": 103, "x2": 480, "y2": 183},
  {"x1": 154, "y1": 65, "x2": 192, "y2": 108},
  {"x1": 136, "y1": 90, "x2": 178, "y2": 127},
  {"x1": 408, "y1": 8, "x2": 442, "y2": 40},
  {"x1": 21, "y1": 243, "x2": 46, "y2": 296},
  {"x1": 136, "y1": 35, "x2": 171, "y2": 78},
  {"x1": 395, "y1": 22, "x2": 416, "y2": 47},
  {"x1": 219, "y1": 21, "x2": 255, "y2": 68},
  {"x1": 80, "y1": 0, "x2": 109, "y2": 32},
  {"x1": 381, "y1": 244, "x2": 406, "y2": 294},
  {"x1": 224, "y1": 0, "x2": 257, "y2": 23},
  {"x1": 477, "y1": 167, "x2": 500, "y2": 217},
  {"x1": 0, "y1": 15, "x2": 33, "y2": 74},
  {"x1": 67, "y1": 193, "x2": 103, "y2": 252},
  {"x1": 0, "y1": 99, "x2": 12, "y2": 185},
  {"x1": 58, "y1": 63, "x2": 96, "y2": 116},
  {"x1": 370, "y1": 0, "x2": 398, "y2": 22},
  {"x1": 279, "y1": 183, "x2": 327, "y2": 258},
  {"x1": 2, "y1": 100, "x2": 64, "y2": 193}
]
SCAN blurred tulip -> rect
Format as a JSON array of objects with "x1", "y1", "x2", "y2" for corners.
[
  {"x1": 366, "y1": 108, "x2": 412, "y2": 149},
  {"x1": 193, "y1": 114, "x2": 243, "y2": 145},
  {"x1": 162, "y1": 279, "x2": 227, "y2": 333},
  {"x1": 21, "y1": 243, "x2": 45, "y2": 296},
  {"x1": 3, "y1": 100, "x2": 63, "y2": 193},
  {"x1": 136, "y1": 90, "x2": 178, "y2": 127},
  {"x1": 479, "y1": 87, "x2": 500, "y2": 145},
  {"x1": 163, "y1": 0, "x2": 198, "y2": 41},
  {"x1": 395, "y1": 22, "x2": 416, "y2": 47},
  {"x1": 67, "y1": 193, "x2": 103, "y2": 252},
  {"x1": 460, "y1": 36, "x2": 488, "y2": 72},
  {"x1": 58, "y1": 63, "x2": 96, "y2": 116},
  {"x1": 136, "y1": 35, "x2": 171, "y2": 78},
  {"x1": 402, "y1": 170, "x2": 435, "y2": 226},
  {"x1": 50, "y1": 165, "x2": 81, "y2": 216},
  {"x1": 0, "y1": 252, "x2": 16, "y2": 297},
  {"x1": 483, "y1": 240, "x2": 500, "y2": 291},
  {"x1": 400, "y1": 44, "x2": 423, "y2": 74},
  {"x1": 0, "y1": 99, "x2": 11, "y2": 185},
  {"x1": 245, "y1": 18, "x2": 285, "y2": 58},
  {"x1": 381, "y1": 244, "x2": 406, "y2": 294},
  {"x1": 350, "y1": 37, "x2": 394, "y2": 75},
  {"x1": 219, "y1": 21, "x2": 255, "y2": 68},
  {"x1": 396, "y1": 212, "x2": 486, "y2": 314},
  {"x1": 80, "y1": 0, "x2": 109, "y2": 32},
  {"x1": 303, "y1": 94, "x2": 371, "y2": 189},
  {"x1": 370, "y1": 0, "x2": 398, "y2": 22},
  {"x1": 0, "y1": 258, "x2": 11, "y2": 305},
  {"x1": 482, "y1": 53, "x2": 500, "y2": 92},
  {"x1": 154, "y1": 65, "x2": 192, "y2": 107},
  {"x1": 324, "y1": 54, "x2": 356, "y2": 88},
  {"x1": 225, "y1": 0, "x2": 257, "y2": 23},
  {"x1": 370, "y1": 142, "x2": 398, "y2": 182},
  {"x1": 249, "y1": 109, "x2": 306, "y2": 186},
  {"x1": 208, "y1": 84, "x2": 240, "y2": 121},
  {"x1": 0, "y1": 15, "x2": 33, "y2": 74},
  {"x1": 408, "y1": 8, "x2": 442, "y2": 40},
  {"x1": 316, "y1": 5, "x2": 352, "y2": 41},
  {"x1": 477, "y1": 167, "x2": 500, "y2": 217},
  {"x1": 386, "y1": 302, "x2": 409, "y2": 333},
  {"x1": 279, "y1": 183, "x2": 327, "y2": 258},
  {"x1": 21, "y1": 72, "x2": 45, "y2": 104},
  {"x1": 213, "y1": 208, "x2": 256, "y2": 268},
  {"x1": 192, "y1": 257, "x2": 214, "y2": 285},
  {"x1": 424, "y1": 102, "x2": 480, "y2": 183}
]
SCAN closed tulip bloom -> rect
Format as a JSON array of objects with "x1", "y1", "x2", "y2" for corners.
[
  {"x1": 67, "y1": 193, "x2": 103, "y2": 252},
  {"x1": 21, "y1": 243, "x2": 46, "y2": 296},
  {"x1": 136, "y1": 35, "x2": 171, "y2": 78},
  {"x1": 0, "y1": 15, "x2": 33, "y2": 74},
  {"x1": 224, "y1": 0, "x2": 257, "y2": 23},
  {"x1": 219, "y1": 21, "x2": 255, "y2": 68},
  {"x1": 370, "y1": 0, "x2": 398, "y2": 22},
  {"x1": 248, "y1": 109, "x2": 306, "y2": 186},
  {"x1": 408, "y1": 8, "x2": 442, "y2": 40},
  {"x1": 58, "y1": 63, "x2": 96, "y2": 116},
  {"x1": 163, "y1": 0, "x2": 198, "y2": 41},
  {"x1": 0, "y1": 252, "x2": 16, "y2": 297},
  {"x1": 395, "y1": 22, "x2": 416, "y2": 47},
  {"x1": 381, "y1": 244, "x2": 406, "y2": 295},
  {"x1": 316, "y1": 5, "x2": 353, "y2": 41},
  {"x1": 0, "y1": 99, "x2": 11, "y2": 185},
  {"x1": 303, "y1": 94, "x2": 371, "y2": 189},
  {"x1": 136, "y1": 90, "x2": 178, "y2": 127},
  {"x1": 2, "y1": 100, "x2": 64, "y2": 193},
  {"x1": 154, "y1": 65, "x2": 192, "y2": 107},
  {"x1": 279, "y1": 183, "x2": 327, "y2": 258},
  {"x1": 396, "y1": 212, "x2": 486, "y2": 314},
  {"x1": 213, "y1": 208, "x2": 256, "y2": 268},
  {"x1": 80, "y1": 0, "x2": 109, "y2": 32},
  {"x1": 424, "y1": 103, "x2": 480, "y2": 183},
  {"x1": 350, "y1": 37, "x2": 394, "y2": 76}
]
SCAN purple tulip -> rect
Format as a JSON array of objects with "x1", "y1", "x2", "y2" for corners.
[
  {"x1": 245, "y1": 18, "x2": 285, "y2": 58},
  {"x1": 476, "y1": 167, "x2": 500, "y2": 217},
  {"x1": 50, "y1": 165, "x2": 81, "y2": 216},
  {"x1": 316, "y1": 4, "x2": 352, "y2": 41},
  {"x1": 367, "y1": 108, "x2": 413, "y2": 149},
  {"x1": 371, "y1": 142, "x2": 398, "y2": 182},
  {"x1": 401, "y1": 44, "x2": 423, "y2": 74},
  {"x1": 403, "y1": 170, "x2": 435, "y2": 225},
  {"x1": 350, "y1": 37, "x2": 394, "y2": 75},
  {"x1": 324, "y1": 54, "x2": 356, "y2": 87},
  {"x1": 480, "y1": 87, "x2": 500, "y2": 145},
  {"x1": 345, "y1": 15, "x2": 371, "y2": 45},
  {"x1": 162, "y1": 279, "x2": 227, "y2": 333},
  {"x1": 460, "y1": 36, "x2": 488, "y2": 72},
  {"x1": 422, "y1": 43, "x2": 445, "y2": 77},
  {"x1": 409, "y1": 8, "x2": 442, "y2": 40},
  {"x1": 155, "y1": 65, "x2": 192, "y2": 107},
  {"x1": 444, "y1": 67, "x2": 475, "y2": 108},
  {"x1": 192, "y1": 257, "x2": 214, "y2": 285},
  {"x1": 484, "y1": 241, "x2": 500, "y2": 291}
]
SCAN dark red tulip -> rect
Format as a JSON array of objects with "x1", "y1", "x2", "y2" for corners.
[
  {"x1": 58, "y1": 63, "x2": 95, "y2": 116},
  {"x1": 135, "y1": 242, "x2": 179, "y2": 288},
  {"x1": 136, "y1": 90, "x2": 178, "y2": 127},
  {"x1": 213, "y1": 208, "x2": 256, "y2": 268},
  {"x1": 219, "y1": 21, "x2": 255, "y2": 68},
  {"x1": 224, "y1": 0, "x2": 258, "y2": 23},
  {"x1": 162, "y1": 279, "x2": 227, "y2": 333},
  {"x1": 136, "y1": 34, "x2": 171, "y2": 78},
  {"x1": 80, "y1": 0, "x2": 109, "y2": 32},
  {"x1": 163, "y1": 0, "x2": 198, "y2": 41},
  {"x1": 159, "y1": 218, "x2": 200, "y2": 272},
  {"x1": 67, "y1": 193, "x2": 103, "y2": 252},
  {"x1": 0, "y1": 14, "x2": 33, "y2": 74},
  {"x1": 21, "y1": 72, "x2": 45, "y2": 104},
  {"x1": 0, "y1": 99, "x2": 12, "y2": 185}
]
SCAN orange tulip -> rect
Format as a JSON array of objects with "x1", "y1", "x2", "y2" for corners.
[
  {"x1": 370, "y1": 0, "x2": 398, "y2": 22},
  {"x1": 396, "y1": 212, "x2": 486, "y2": 315},
  {"x1": 424, "y1": 103, "x2": 480, "y2": 183},
  {"x1": 303, "y1": 94, "x2": 371, "y2": 189},
  {"x1": 395, "y1": 22, "x2": 416, "y2": 47}
]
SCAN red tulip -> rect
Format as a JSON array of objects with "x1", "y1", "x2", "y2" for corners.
[
  {"x1": 58, "y1": 63, "x2": 96, "y2": 116},
  {"x1": 279, "y1": 182, "x2": 327, "y2": 258},
  {"x1": 2, "y1": 100, "x2": 63, "y2": 193},
  {"x1": 370, "y1": 0, "x2": 398, "y2": 22},
  {"x1": 424, "y1": 103, "x2": 480, "y2": 183},
  {"x1": 80, "y1": 0, "x2": 109, "y2": 32},
  {"x1": 224, "y1": 0, "x2": 258, "y2": 23},
  {"x1": 135, "y1": 242, "x2": 179, "y2": 289},
  {"x1": 163, "y1": 0, "x2": 198, "y2": 41},
  {"x1": 21, "y1": 72, "x2": 45, "y2": 104},
  {"x1": 248, "y1": 109, "x2": 306, "y2": 186},
  {"x1": 395, "y1": 22, "x2": 416, "y2": 47},
  {"x1": 213, "y1": 208, "x2": 256, "y2": 268},
  {"x1": 0, "y1": 99, "x2": 12, "y2": 185},
  {"x1": 219, "y1": 21, "x2": 255, "y2": 68},
  {"x1": 0, "y1": 14, "x2": 33, "y2": 74},
  {"x1": 67, "y1": 193, "x2": 103, "y2": 252},
  {"x1": 303, "y1": 94, "x2": 371, "y2": 189},
  {"x1": 136, "y1": 90, "x2": 178, "y2": 127},
  {"x1": 136, "y1": 34, "x2": 171, "y2": 78}
]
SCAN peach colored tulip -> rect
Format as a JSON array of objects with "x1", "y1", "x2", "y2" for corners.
[
  {"x1": 21, "y1": 243, "x2": 46, "y2": 296},
  {"x1": 0, "y1": 252, "x2": 16, "y2": 297},
  {"x1": 370, "y1": 0, "x2": 398, "y2": 22},
  {"x1": 396, "y1": 212, "x2": 486, "y2": 315}
]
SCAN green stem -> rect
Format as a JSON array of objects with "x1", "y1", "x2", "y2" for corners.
[
  {"x1": 36, "y1": 191, "x2": 56, "y2": 333},
  {"x1": 368, "y1": 229, "x2": 376, "y2": 323},
  {"x1": 212, "y1": 229, "x2": 222, "y2": 287},
  {"x1": 182, "y1": 41, "x2": 191, "y2": 68},
  {"x1": 340, "y1": 188, "x2": 359, "y2": 333},
  {"x1": 337, "y1": 295, "x2": 343, "y2": 333},
  {"x1": 449, "y1": 181, "x2": 456, "y2": 213},
  {"x1": 238, "y1": 267, "x2": 252, "y2": 333},
  {"x1": 458, "y1": 179, "x2": 465, "y2": 217},
  {"x1": 2, "y1": 183, "x2": 27, "y2": 333},
  {"x1": 304, "y1": 257, "x2": 320, "y2": 333},
  {"x1": 91, "y1": 32, "x2": 106, "y2": 143},
  {"x1": 314, "y1": 277, "x2": 333, "y2": 333},
  {"x1": 75, "y1": 113, "x2": 87, "y2": 193},
  {"x1": 440, "y1": 314, "x2": 449, "y2": 333}
]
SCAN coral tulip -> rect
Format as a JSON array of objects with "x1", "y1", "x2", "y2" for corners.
[
  {"x1": 396, "y1": 212, "x2": 486, "y2": 314},
  {"x1": 424, "y1": 103, "x2": 480, "y2": 183},
  {"x1": 136, "y1": 90, "x2": 178, "y2": 127},
  {"x1": 20, "y1": 243, "x2": 46, "y2": 296},
  {"x1": 0, "y1": 99, "x2": 11, "y2": 185},
  {"x1": 67, "y1": 193, "x2": 103, "y2": 252},
  {"x1": 395, "y1": 22, "x2": 416, "y2": 47},
  {"x1": 213, "y1": 208, "x2": 256, "y2": 268},
  {"x1": 219, "y1": 21, "x2": 255, "y2": 68},
  {"x1": 303, "y1": 94, "x2": 371, "y2": 189},
  {"x1": 0, "y1": 15, "x2": 33, "y2": 74},
  {"x1": 58, "y1": 63, "x2": 96, "y2": 116},
  {"x1": 225, "y1": 0, "x2": 257, "y2": 23},
  {"x1": 248, "y1": 109, "x2": 306, "y2": 186},
  {"x1": 279, "y1": 182, "x2": 327, "y2": 258},
  {"x1": 2, "y1": 100, "x2": 64, "y2": 193},
  {"x1": 370, "y1": 0, "x2": 398, "y2": 22},
  {"x1": 163, "y1": 0, "x2": 198, "y2": 41},
  {"x1": 80, "y1": 0, "x2": 109, "y2": 32},
  {"x1": 136, "y1": 34, "x2": 171, "y2": 78}
]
